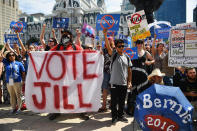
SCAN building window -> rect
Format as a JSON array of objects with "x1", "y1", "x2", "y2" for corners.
[
  {"x1": 9, "y1": 0, "x2": 11, "y2": 6},
  {"x1": 13, "y1": 0, "x2": 15, "y2": 8},
  {"x1": 90, "y1": 18, "x2": 93, "y2": 24}
]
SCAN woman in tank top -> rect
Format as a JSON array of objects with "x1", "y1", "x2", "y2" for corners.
[{"x1": 151, "y1": 34, "x2": 166, "y2": 70}]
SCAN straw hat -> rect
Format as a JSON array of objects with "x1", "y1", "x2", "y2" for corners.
[{"x1": 148, "y1": 68, "x2": 165, "y2": 80}]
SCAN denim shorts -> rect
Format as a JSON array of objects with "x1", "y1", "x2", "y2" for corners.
[{"x1": 101, "y1": 72, "x2": 110, "y2": 90}]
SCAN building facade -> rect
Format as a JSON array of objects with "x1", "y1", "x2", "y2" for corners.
[
  {"x1": 194, "y1": 6, "x2": 197, "y2": 23},
  {"x1": 154, "y1": 0, "x2": 186, "y2": 26},
  {"x1": 0, "y1": 0, "x2": 21, "y2": 45},
  {"x1": 20, "y1": 0, "x2": 135, "y2": 45}
]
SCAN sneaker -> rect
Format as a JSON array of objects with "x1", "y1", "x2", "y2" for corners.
[
  {"x1": 112, "y1": 118, "x2": 117, "y2": 124},
  {"x1": 80, "y1": 113, "x2": 89, "y2": 120},
  {"x1": 49, "y1": 113, "x2": 61, "y2": 120},
  {"x1": 10, "y1": 109, "x2": 16, "y2": 114},
  {"x1": 118, "y1": 117, "x2": 128, "y2": 122},
  {"x1": 98, "y1": 108, "x2": 107, "y2": 112},
  {"x1": 15, "y1": 110, "x2": 21, "y2": 115}
]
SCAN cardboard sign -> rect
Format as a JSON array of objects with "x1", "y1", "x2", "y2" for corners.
[
  {"x1": 53, "y1": 18, "x2": 69, "y2": 29},
  {"x1": 135, "y1": 84, "x2": 193, "y2": 131},
  {"x1": 10, "y1": 21, "x2": 27, "y2": 33},
  {"x1": 123, "y1": 47, "x2": 138, "y2": 60},
  {"x1": 96, "y1": 14, "x2": 120, "y2": 31},
  {"x1": 169, "y1": 29, "x2": 197, "y2": 67},
  {"x1": 25, "y1": 51, "x2": 104, "y2": 113},
  {"x1": 127, "y1": 10, "x2": 151, "y2": 41}
]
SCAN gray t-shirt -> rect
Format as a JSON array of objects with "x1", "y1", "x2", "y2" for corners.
[{"x1": 110, "y1": 50, "x2": 132, "y2": 85}]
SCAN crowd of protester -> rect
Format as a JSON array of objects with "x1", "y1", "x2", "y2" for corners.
[{"x1": 0, "y1": 25, "x2": 197, "y2": 125}]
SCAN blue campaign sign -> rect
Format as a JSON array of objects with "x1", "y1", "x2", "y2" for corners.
[
  {"x1": 4, "y1": 34, "x2": 19, "y2": 47},
  {"x1": 96, "y1": 14, "x2": 120, "y2": 31},
  {"x1": 123, "y1": 47, "x2": 138, "y2": 60},
  {"x1": 10, "y1": 21, "x2": 27, "y2": 33},
  {"x1": 155, "y1": 27, "x2": 171, "y2": 39},
  {"x1": 53, "y1": 18, "x2": 69, "y2": 29},
  {"x1": 134, "y1": 84, "x2": 193, "y2": 131}
]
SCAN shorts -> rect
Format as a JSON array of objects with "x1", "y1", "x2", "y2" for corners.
[{"x1": 101, "y1": 72, "x2": 110, "y2": 90}]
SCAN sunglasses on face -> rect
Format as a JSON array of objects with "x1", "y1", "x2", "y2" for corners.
[
  {"x1": 49, "y1": 40, "x2": 54, "y2": 42},
  {"x1": 117, "y1": 45, "x2": 125, "y2": 48},
  {"x1": 9, "y1": 54, "x2": 15, "y2": 57}
]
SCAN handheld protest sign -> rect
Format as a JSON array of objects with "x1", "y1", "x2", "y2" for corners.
[
  {"x1": 127, "y1": 10, "x2": 151, "y2": 42},
  {"x1": 10, "y1": 21, "x2": 26, "y2": 33},
  {"x1": 96, "y1": 14, "x2": 120, "y2": 31},
  {"x1": 135, "y1": 84, "x2": 193, "y2": 131},
  {"x1": 123, "y1": 47, "x2": 138, "y2": 60},
  {"x1": 53, "y1": 18, "x2": 69, "y2": 29},
  {"x1": 4, "y1": 34, "x2": 20, "y2": 48},
  {"x1": 81, "y1": 23, "x2": 95, "y2": 38},
  {"x1": 155, "y1": 27, "x2": 171, "y2": 39},
  {"x1": 168, "y1": 28, "x2": 197, "y2": 67},
  {"x1": 149, "y1": 21, "x2": 171, "y2": 38}
]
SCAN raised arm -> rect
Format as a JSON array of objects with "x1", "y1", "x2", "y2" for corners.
[
  {"x1": 51, "y1": 28, "x2": 58, "y2": 44},
  {"x1": 103, "y1": 29, "x2": 113, "y2": 56},
  {"x1": 75, "y1": 29, "x2": 82, "y2": 47},
  {"x1": 151, "y1": 34, "x2": 157, "y2": 56},
  {"x1": 16, "y1": 32, "x2": 26, "y2": 52},
  {"x1": 40, "y1": 24, "x2": 47, "y2": 49},
  {"x1": 5, "y1": 42, "x2": 14, "y2": 52}
]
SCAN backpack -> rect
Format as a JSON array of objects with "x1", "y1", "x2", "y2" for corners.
[{"x1": 111, "y1": 52, "x2": 130, "y2": 70}]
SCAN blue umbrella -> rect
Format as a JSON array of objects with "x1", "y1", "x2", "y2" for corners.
[
  {"x1": 134, "y1": 84, "x2": 193, "y2": 131},
  {"x1": 148, "y1": 21, "x2": 171, "y2": 38}
]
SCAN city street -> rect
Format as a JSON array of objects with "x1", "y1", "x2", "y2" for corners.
[{"x1": 0, "y1": 104, "x2": 141, "y2": 131}]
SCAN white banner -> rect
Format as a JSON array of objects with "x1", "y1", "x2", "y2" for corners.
[
  {"x1": 25, "y1": 51, "x2": 104, "y2": 113},
  {"x1": 127, "y1": 10, "x2": 151, "y2": 42}
]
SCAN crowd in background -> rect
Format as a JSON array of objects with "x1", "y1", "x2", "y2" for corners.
[{"x1": 0, "y1": 24, "x2": 197, "y2": 124}]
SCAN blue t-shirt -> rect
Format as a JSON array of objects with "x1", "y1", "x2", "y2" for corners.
[{"x1": 3, "y1": 59, "x2": 25, "y2": 83}]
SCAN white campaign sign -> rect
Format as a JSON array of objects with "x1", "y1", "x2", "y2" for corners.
[
  {"x1": 25, "y1": 51, "x2": 104, "y2": 113},
  {"x1": 169, "y1": 28, "x2": 197, "y2": 67}
]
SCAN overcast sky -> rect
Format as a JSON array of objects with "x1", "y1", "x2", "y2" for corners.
[{"x1": 19, "y1": 0, "x2": 197, "y2": 22}]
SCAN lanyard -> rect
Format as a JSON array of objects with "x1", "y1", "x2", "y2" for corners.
[{"x1": 10, "y1": 62, "x2": 15, "y2": 78}]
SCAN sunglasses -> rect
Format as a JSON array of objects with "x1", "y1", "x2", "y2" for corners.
[
  {"x1": 49, "y1": 40, "x2": 54, "y2": 42},
  {"x1": 117, "y1": 45, "x2": 125, "y2": 48},
  {"x1": 87, "y1": 47, "x2": 93, "y2": 49},
  {"x1": 9, "y1": 54, "x2": 15, "y2": 57}
]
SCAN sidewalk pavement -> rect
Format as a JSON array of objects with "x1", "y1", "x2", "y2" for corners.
[{"x1": 0, "y1": 104, "x2": 141, "y2": 131}]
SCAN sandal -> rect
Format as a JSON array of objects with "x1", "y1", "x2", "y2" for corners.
[{"x1": 98, "y1": 108, "x2": 107, "y2": 112}]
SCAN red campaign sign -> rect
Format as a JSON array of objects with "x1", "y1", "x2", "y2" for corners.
[
  {"x1": 131, "y1": 13, "x2": 142, "y2": 24},
  {"x1": 145, "y1": 115, "x2": 179, "y2": 131},
  {"x1": 123, "y1": 48, "x2": 134, "y2": 59},
  {"x1": 100, "y1": 15, "x2": 115, "y2": 30}
]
